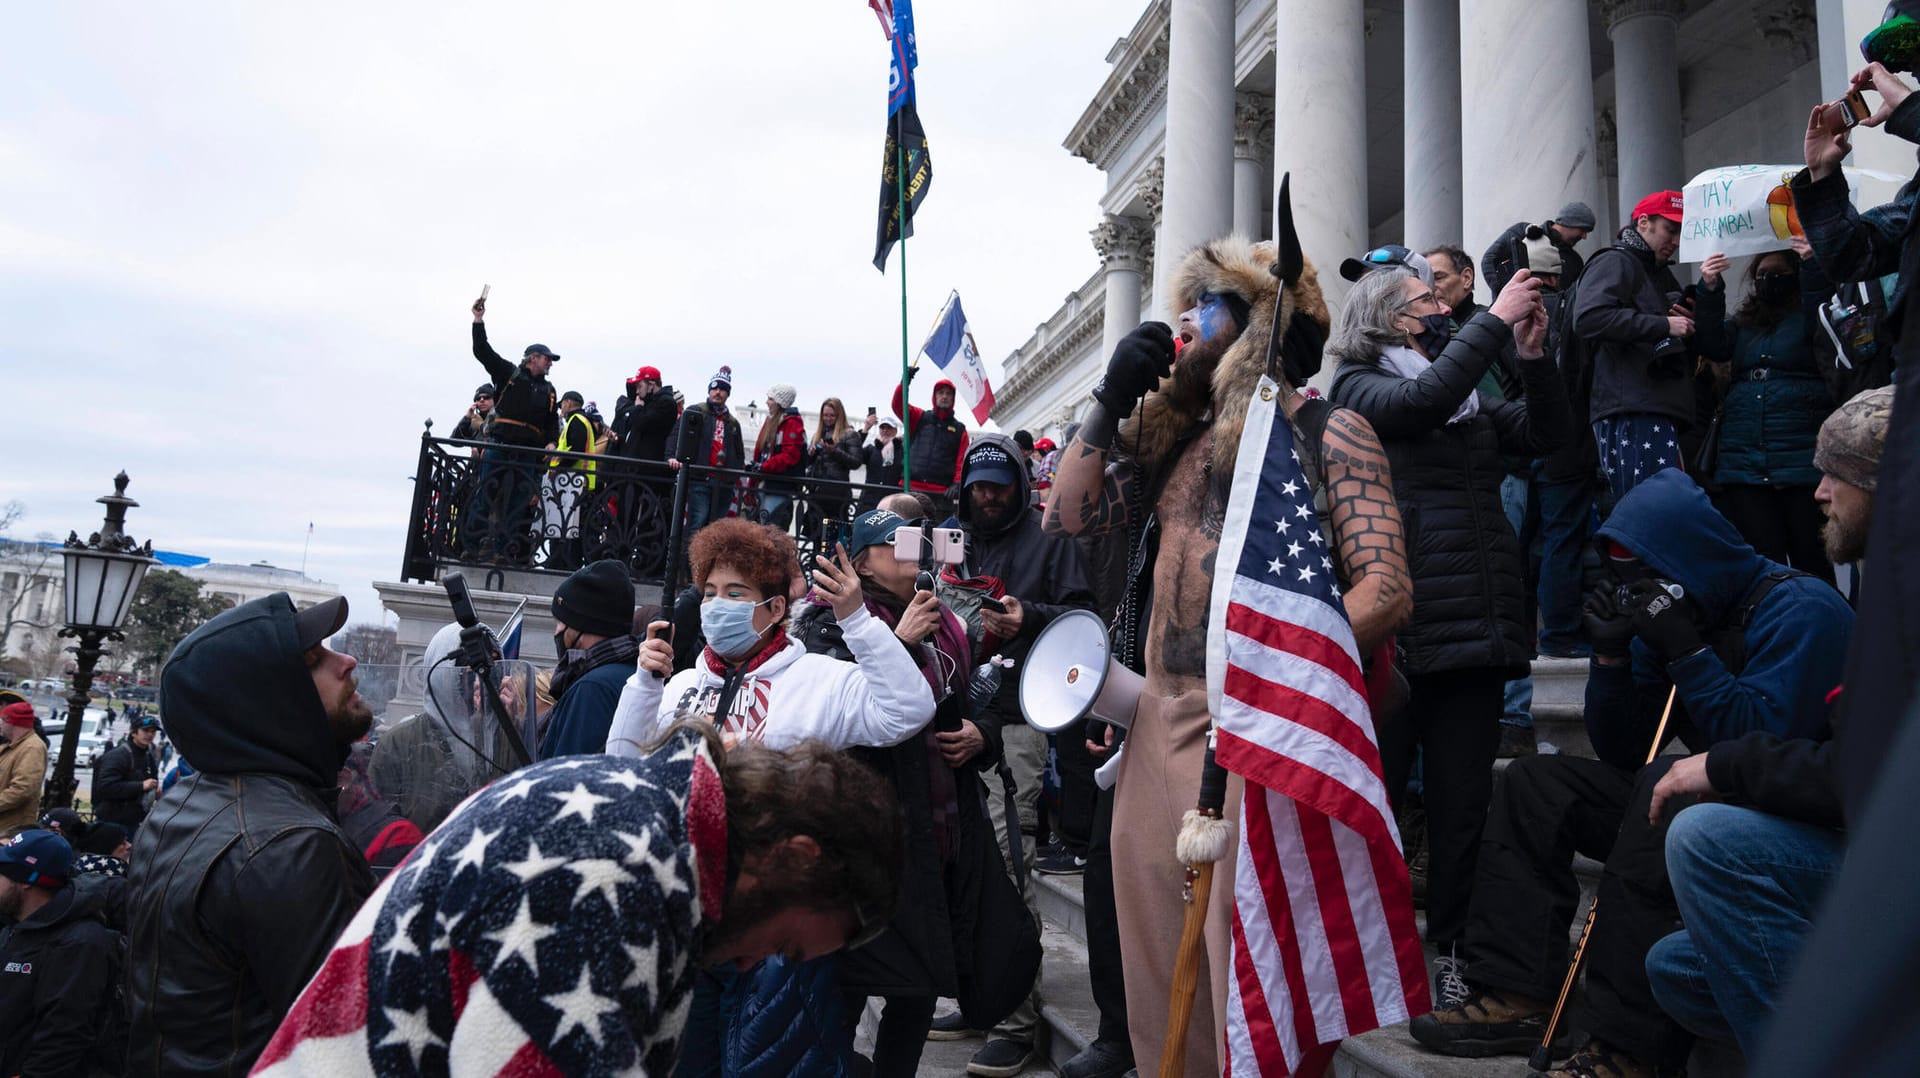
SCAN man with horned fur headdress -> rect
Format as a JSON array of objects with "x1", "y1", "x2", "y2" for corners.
[{"x1": 1046, "y1": 226, "x2": 1413, "y2": 1075}]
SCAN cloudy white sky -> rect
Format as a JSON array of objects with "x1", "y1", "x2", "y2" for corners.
[{"x1": 1, "y1": 2, "x2": 1136, "y2": 622}]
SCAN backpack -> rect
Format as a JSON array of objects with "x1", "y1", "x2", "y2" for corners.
[
  {"x1": 1813, "y1": 276, "x2": 1897, "y2": 403},
  {"x1": 1707, "y1": 568, "x2": 1808, "y2": 677}
]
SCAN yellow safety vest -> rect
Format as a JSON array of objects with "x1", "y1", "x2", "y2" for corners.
[{"x1": 553, "y1": 411, "x2": 598, "y2": 490}]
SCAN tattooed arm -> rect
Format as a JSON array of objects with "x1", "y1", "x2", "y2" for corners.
[
  {"x1": 1042, "y1": 402, "x2": 1137, "y2": 538},
  {"x1": 1321, "y1": 408, "x2": 1411, "y2": 653}
]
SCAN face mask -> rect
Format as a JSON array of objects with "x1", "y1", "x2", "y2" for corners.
[
  {"x1": 1412, "y1": 311, "x2": 1452, "y2": 355},
  {"x1": 701, "y1": 596, "x2": 776, "y2": 661},
  {"x1": 553, "y1": 629, "x2": 582, "y2": 664},
  {"x1": 1754, "y1": 274, "x2": 1798, "y2": 306}
]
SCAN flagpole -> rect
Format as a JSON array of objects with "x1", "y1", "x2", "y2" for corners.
[
  {"x1": 300, "y1": 523, "x2": 312, "y2": 577},
  {"x1": 896, "y1": 104, "x2": 912, "y2": 494}
]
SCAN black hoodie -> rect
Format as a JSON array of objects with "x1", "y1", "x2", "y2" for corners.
[
  {"x1": 127, "y1": 593, "x2": 374, "y2": 1078},
  {"x1": 0, "y1": 875, "x2": 125, "y2": 1078}
]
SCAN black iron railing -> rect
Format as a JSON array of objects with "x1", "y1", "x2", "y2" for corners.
[{"x1": 401, "y1": 423, "x2": 889, "y2": 591}]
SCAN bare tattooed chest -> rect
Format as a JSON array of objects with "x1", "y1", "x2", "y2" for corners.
[{"x1": 1147, "y1": 439, "x2": 1222, "y2": 682}]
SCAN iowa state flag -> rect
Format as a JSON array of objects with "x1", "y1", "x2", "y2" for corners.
[
  {"x1": 920, "y1": 291, "x2": 995, "y2": 424},
  {"x1": 872, "y1": 0, "x2": 932, "y2": 272}
]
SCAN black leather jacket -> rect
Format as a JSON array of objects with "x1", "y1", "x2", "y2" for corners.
[{"x1": 126, "y1": 595, "x2": 374, "y2": 1077}]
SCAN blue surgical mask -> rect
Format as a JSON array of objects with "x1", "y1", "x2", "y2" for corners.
[{"x1": 700, "y1": 596, "x2": 777, "y2": 661}]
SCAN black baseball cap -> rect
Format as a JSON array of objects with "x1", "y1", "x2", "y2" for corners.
[
  {"x1": 523, "y1": 344, "x2": 560, "y2": 360},
  {"x1": 1339, "y1": 244, "x2": 1434, "y2": 284},
  {"x1": 292, "y1": 596, "x2": 348, "y2": 651}
]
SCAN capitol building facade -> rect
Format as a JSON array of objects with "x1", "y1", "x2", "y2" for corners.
[{"x1": 993, "y1": 0, "x2": 1910, "y2": 441}]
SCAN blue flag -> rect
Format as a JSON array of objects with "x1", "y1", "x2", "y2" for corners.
[{"x1": 886, "y1": 0, "x2": 918, "y2": 116}]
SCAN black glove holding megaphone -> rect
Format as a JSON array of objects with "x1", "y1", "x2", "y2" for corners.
[{"x1": 1092, "y1": 322, "x2": 1176, "y2": 419}]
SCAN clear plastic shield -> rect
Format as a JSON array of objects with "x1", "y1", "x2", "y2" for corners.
[{"x1": 366, "y1": 658, "x2": 540, "y2": 835}]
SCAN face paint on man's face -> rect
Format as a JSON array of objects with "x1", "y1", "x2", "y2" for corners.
[{"x1": 1187, "y1": 293, "x2": 1234, "y2": 342}]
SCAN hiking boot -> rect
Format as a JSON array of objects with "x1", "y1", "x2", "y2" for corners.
[
  {"x1": 1498, "y1": 724, "x2": 1538, "y2": 758},
  {"x1": 1399, "y1": 801, "x2": 1429, "y2": 908},
  {"x1": 1407, "y1": 986, "x2": 1555, "y2": 1058},
  {"x1": 966, "y1": 1038, "x2": 1036, "y2": 1077},
  {"x1": 1058, "y1": 1037, "x2": 1134, "y2": 1078},
  {"x1": 1035, "y1": 849, "x2": 1088, "y2": 875},
  {"x1": 1548, "y1": 1038, "x2": 1671, "y2": 1078},
  {"x1": 1432, "y1": 947, "x2": 1471, "y2": 1011},
  {"x1": 926, "y1": 1010, "x2": 983, "y2": 1041}
]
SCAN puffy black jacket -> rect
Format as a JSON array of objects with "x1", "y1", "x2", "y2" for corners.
[
  {"x1": 92, "y1": 739, "x2": 157, "y2": 828},
  {"x1": 1330, "y1": 313, "x2": 1571, "y2": 675},
  {"x1": 0, "y1": 875, "x2": 126, "y2": 1078},
  {"x1": 127, "y1": 594, "x2": 375, "y2": 1078}
]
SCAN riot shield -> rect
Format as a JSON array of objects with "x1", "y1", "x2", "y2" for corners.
[{"x1": 366, "y1": 657, "x2": 540, "y2": 835}]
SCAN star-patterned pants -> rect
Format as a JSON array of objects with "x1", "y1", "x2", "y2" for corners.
[{"x1": 1593, "y1": 415, "x2": 1684, "y2": 504}]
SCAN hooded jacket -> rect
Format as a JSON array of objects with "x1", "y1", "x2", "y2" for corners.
[
  {"x1": 92, "y1": 736, "x2": 158, "y2": 828},
  {"x1": 1331, "y1": 311, "x2": 1572, "y2": 675},
  {"x1": 1583, "y1": 470, "x2": 1853, "y2": 769},
  {"x1": 959, "y1": 432, "x2": 1097, "y2": 731},
  {"x1": 127, "y1": 593, "x2": 375, "y2": 1078},
  {"x1": 1574, "y1": 238, "x2": 1693, "y2": 427},
  {"x1": 890, "y1": 380, "x2": 969, "y2": 495},
  {"x1": 0, "y1": 876, "x2": 126, "y2": 1078}
]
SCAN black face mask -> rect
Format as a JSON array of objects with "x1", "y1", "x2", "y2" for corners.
[
  {"x1": 1412, "y1": 312, "x2": 1453, "y2": 355},
  {"x1": 1753, "y1": 273, "x2": 1798, "y2": 307}
]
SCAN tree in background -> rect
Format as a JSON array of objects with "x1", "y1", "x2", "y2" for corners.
[
  {"x1": 125, "y1": 569, "x2": 234, "y2": 678},
  {"x1": 337, "y1": 623, "x2": 402, "y2": 718}
]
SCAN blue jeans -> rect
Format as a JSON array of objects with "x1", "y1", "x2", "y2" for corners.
[
  {"x1": 1533, "y1": 463, "x2": 1594, "y2": 656},
  {"x1": 685, "y1": 483, "x2": 721, "y2": 537},
  {"x1": 1499, "y1": 473, "x2": 1533, "y2": 730},
  {"x1": 1646, "y1": 803, "x2": 1844, "y2": 1053}
]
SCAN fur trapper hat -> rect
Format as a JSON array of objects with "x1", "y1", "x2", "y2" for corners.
[{"x1": 1120, "y1": 234, "x2": 1329, "y2": 481}]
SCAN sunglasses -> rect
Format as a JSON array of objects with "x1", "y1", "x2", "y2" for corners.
[{"x1": 1363, "y1": 245, "x2": 1414, "y2": 267}]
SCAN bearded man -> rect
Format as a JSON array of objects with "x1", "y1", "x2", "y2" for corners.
[
  {"x1": 1047, "y1": 232, "x2": 1413, "y2": 1075},
  {"x1": 127, "y1": 594, "x2": 378, "y2": 1077}
]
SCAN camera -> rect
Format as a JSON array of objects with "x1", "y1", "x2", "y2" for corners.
[{"x1": 1614, "y1": 579, "x2": 1685, "y2": 614}]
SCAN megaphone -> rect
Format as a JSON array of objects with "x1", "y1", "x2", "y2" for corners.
[{"x1": 1019, "y1": 608, "x2": 1144, "y2": 734}]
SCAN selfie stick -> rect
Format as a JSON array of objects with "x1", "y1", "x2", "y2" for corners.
[
  {"x1": 1528, "y1": 683, "x2": 1679, "y2": 1072},
  {"x1": 442, "y1": 572, "x2": 535, "y2": 769}
]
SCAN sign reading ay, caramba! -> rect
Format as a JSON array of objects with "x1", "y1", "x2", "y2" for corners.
[{"x1": 1677, "y1": 164, "x2": 1892, "y2": 264}]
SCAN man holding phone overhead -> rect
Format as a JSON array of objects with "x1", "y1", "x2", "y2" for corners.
[{"x1": 467, "y1": 290, "x2": 561, "y2": 562}]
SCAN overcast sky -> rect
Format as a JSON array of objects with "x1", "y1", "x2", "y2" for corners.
[{"x1": 1, "y1": 2, "x2": 1135, "y2": 623}]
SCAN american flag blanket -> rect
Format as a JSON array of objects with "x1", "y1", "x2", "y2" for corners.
[
  {"x1": 253, "y1": 728, "x2": 727, "y2": 1077},
  {"x1": 1207, "y1": 377, "x2": 1429, "y2": 1075}
]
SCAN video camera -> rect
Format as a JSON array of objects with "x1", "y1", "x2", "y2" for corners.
[{"x1": 440, "y1": 572, "x2": 532, "y2": 768}]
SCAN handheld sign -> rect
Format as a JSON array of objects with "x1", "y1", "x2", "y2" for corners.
[{"x1": 1678, "y1": 165, "x2": 1899, "y2": 264}]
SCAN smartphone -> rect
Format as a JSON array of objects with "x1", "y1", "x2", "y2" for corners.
[
  {"x1": 868, "y1": 406, "x2": 878, "y2": 417},
  {"x1": 1510, "y1": 236, "x2": 1529, "y2": 279},
  {"x1": 979, "y1": 597, "x2": 1008, "y2": 614},
  {"x1": 480, "y1": 283, "x2": 491, "y2": 302},
  {"x1": 1841, "y1": 89, "x2": 1872, "y2": 128},
  {"x1": 893, "y1": 526, "x2": 966, "y2": 566}
]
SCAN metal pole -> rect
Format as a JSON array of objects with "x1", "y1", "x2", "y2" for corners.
[
  {"x1": 897, "y1": 106, "x2": 912, "y2": 493},
  {"x1": 45, "y1": 628, "x2": 108, "y2": 810}
]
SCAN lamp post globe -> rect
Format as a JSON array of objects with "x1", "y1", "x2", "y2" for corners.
[{"x1": 46, "y1": 471, "x2": 156, "y2": 810}]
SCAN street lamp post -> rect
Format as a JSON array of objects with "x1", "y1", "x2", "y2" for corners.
[{"x1": 45, "y1": 472, "x2": 155, "y2": 810}]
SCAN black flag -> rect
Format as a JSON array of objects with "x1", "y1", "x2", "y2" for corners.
[{"x1": 874, "y1": 101, "x2": 932, "y2": 272}]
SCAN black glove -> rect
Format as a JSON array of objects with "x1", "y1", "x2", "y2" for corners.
[
  {"x1": 906, "y1": 365, "x2": 920, "y2": 384},
  {"x1": 1281, "y1": 310, "x2": 1327, "y2": 386},
  {"x1": 1622, "y1": 580, "x2": 1705, "y2": 662},
  {"x1": 1581, "y1": 584, "x2": 1635, "y2": 660},
  {"x1": 1091, "y1": 322, "x2": 1176, "y2": 418}
]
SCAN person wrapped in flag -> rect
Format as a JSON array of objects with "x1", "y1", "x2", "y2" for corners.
[{"x1": 1046, "y1": 185, "x2": 1422, "y2": 1075}]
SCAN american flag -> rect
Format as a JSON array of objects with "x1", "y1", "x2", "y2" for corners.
[
  {"x1": 1206, "y1": 376, "x2": 1430, "y2": 1075},
  {"x1": 252, "y1": 730, "x2": 726, "y2": 1077}
]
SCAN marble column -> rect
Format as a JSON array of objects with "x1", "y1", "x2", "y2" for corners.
[
  {"x1": 1403, "y1": 0, "x2": 1463, "y2": 249},
  {"x1": 1273, "y1": 0, "x2": 1370, "y2": 306},
  {"x1": 1153, "y1": 0, "x2": 1238, "y2": 309},
  {"x1": 1234, "y1": 93, "x2": 1275, "y2": 239},
  {"x1": 1461, "y1": 0, "x2": 1603, "y2": 301},
  {"x1": 1608, "y1": 0, "x2": 1686, "y2": 222},
  {"x1": 1093, "y1": 215, "x2": 1155, "y2": 362}
]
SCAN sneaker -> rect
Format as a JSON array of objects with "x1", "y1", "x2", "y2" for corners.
[
  {"x1": 966, "y1": 1038, "x2": 1036, "y2": 1077},
  {"x1": 926, "y1": 1010, "x2": 983, "y2": 1041},
  {"x1": 1432, "y1": 947, "x2": 1471, "y2": 1011},
  {"x1": 1498, "y1": 724, "x2": 1538, "y2": 758},
  {"x1": 1034, "y1": 849, "x2": 1088, "y2": 875},
  {"x1": 1407, "y1": 986, "x2": 1555, "y2": 1058},
  {"x1": 1059, "y1": 1037, "x2": 1134, "y2": 1078},
  {"x1": 1547, "y1": 1038, "x2": 1668, "y2": 1078}
]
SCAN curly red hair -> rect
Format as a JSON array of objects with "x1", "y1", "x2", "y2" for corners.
[{"x1": 688, "y1": 518, "x2": 800, "y2": 601}]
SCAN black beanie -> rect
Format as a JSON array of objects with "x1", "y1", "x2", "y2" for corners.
[
  {"x1": 80, "y1": 822, "x2": 129, "y2": 857},
  {"x1": 551, "y1": 560, "x2": 635, "y2": 639}
]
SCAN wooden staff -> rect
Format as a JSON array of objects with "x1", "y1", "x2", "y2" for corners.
[
  {"x1": 1527, "y1": 683, "x2": 1679, "y2": 1072},
  {"x1": 1159, "y1": 735, "x2": 1234, "y2": 1078}
]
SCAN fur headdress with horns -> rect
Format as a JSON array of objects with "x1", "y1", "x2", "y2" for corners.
[{"x1": 1120, "y1": 234, "x2": 1330, "y2": 482}]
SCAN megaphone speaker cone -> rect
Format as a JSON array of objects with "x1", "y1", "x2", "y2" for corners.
[{"x1": 1020, "y1": 609, "x2": 1142, "y2": 734}]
